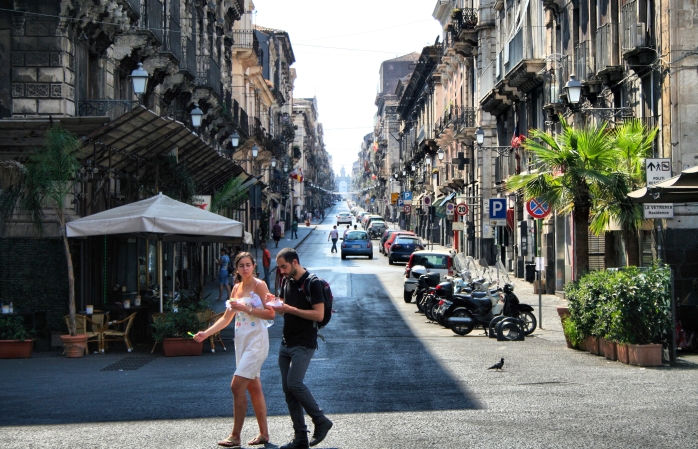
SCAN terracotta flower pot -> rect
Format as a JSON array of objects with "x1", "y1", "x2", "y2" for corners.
[
  {"x1": 162, "y1": 337, "x2": 203, "y2": 357},
  {"x1": 0, "y1": 340, "x2": 33, "y2": 359},
  {"x1": 627, "y1": 343, "x2": 663, "y2": 367},
  {"x1": 603, "y1": 339, "x2": 617, "y2": 361},
  {"x1": 588, "y1": 336, "x2": 601, "y2": 355},
  {"x1": 617, "y1": 343, "x2": 629, "y2": 364},
  {"x1": 60, "y1": 334, "x2": 89, "y2": 358}
]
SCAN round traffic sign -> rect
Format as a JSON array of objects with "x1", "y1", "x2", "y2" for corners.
[
  {"x1": 455, "y1": 203, "x2": 469, "y2": 216},
  {"x1": 404, "y1": 205, "x2": 412, "y2": 214},
  {"x1": 423, "y1": 196, "x2": 431, "y2": 206},
  {"x1": 526, "y1": 197, "x2": 552, "y2": 219}
]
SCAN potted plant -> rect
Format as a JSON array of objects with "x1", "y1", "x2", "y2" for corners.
[
  {"x1": 151, "y1": 294, "x2": 209, "y2": 356},
  {"x1": 0, "y1": 316, "x2": 34, "y2": 359},
  {"x1": 0, "y1": 126, "x2": 85, "y2": 356}
]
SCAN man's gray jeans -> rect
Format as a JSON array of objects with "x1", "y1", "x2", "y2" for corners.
[{"x1": 278, "y1": 344, "x2": 324, "y2": 434}]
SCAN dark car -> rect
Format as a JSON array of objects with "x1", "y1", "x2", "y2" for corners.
[
  {"x1": 367, "y1": 220, "x2": 387, "y2": 239},
  {"x1": 341, "y1": 230, "x2": 373, "y2": 260},
  {"x1": 381, "y1": 230, "x2": 415, "y2": 255},
  {"x1": 388, "y1": 235, "x2": 424, "y2": 265}
]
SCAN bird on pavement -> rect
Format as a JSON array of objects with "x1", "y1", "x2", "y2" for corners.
[{"x1": 488, "y1": 358, "x2": 504, "y2": 371}]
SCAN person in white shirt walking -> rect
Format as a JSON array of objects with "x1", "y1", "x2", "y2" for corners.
[{"x1": 328, "y1": 226, "x2": 339, "y2": 253}]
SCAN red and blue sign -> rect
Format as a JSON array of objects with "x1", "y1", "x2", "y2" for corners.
[{"x1": 526, "y1": 198, "x2": 552, "y2": 219}]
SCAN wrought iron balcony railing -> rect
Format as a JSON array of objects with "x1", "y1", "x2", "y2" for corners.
[
  {"x1": 78, "y1": 99, "x2": 139, "y2": 117},
  {"x1": 195, "y1": 55, "x2": 222, "y2": 98}
]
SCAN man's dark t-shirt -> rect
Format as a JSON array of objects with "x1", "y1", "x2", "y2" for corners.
[{"x1": 280, "y1": 271, "x2": 323, "y2": 349}]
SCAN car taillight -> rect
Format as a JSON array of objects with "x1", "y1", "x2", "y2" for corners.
[
  {"x1": 447, "y1": 257, "x2": 453, "y2": 276},
  {"x1": 367, "y1": 242, "x2": 371, "y2": 248},
  {"x1": 342, "y1": 242, "x2": 346, "y2": 248},
  {"x1": 392, "y1": 244, "x2": 402, "y2": 250}
]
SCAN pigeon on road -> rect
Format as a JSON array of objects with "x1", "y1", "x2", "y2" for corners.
[{"x1": 488, "y1": 358, "x2": 504, "y2": 371}]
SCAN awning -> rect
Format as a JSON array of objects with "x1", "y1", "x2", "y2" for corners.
[
  {"x1": 439, "y1": 191, "x2": 456, "y2": 206},
  {"x1": 81, "y1": 106, "x2": 247, "y2": 191},
  {"x1": 628, "y1": 166, "x2": 698, "y2": 203}
]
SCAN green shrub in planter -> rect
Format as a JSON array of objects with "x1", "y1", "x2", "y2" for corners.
[
  {"x1": 562, "y1": 317, "x2": 584, "y2": 348},
  {"x1": 151, "y1": 292, "x2": 210, "y2": 342},
  {"x1": 565, "y1": 262, "x2": 671, "y2": 346},
  {"x1": 0, "y1": 316, "x2": 34, "y2": 341}
]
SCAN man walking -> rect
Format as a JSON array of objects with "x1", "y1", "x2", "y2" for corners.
[
  {"x1": 291, "y1": 217, "x2": 299, "y2": 239},
  {"x1": 328, "y1": 226, "x2": 338, "y2": 253},
  {"x1": 272, "y1": 248, "x2": 333, "y2": 449},
  {"x1": 261, "y1": 242, "x2": 271, "y2": 288},
  {"x1": 343, "y1": 225, "x2": 350, "y2": 239},
  {"x1": 272, "y1": 220, "x2": 282, "y2": 248}
]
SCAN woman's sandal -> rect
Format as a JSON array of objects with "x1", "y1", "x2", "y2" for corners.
[
  {"x1": 217, "y1": 435, "x2": 241, "y2": 448},
  {"x1": 248, "y1": 435, "x2": 269, "y2": 445}
]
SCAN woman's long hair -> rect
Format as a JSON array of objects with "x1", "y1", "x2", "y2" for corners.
[{"x1": 233, "y1": 251, "x2": 256, "y2": 283}]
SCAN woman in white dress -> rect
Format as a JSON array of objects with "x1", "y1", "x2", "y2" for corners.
[{"x1": 195, "y1": 252, "x2": 275, "y2": 447}]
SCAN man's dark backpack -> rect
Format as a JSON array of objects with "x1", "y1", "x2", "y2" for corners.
[{"x1": 301, "y1": 274, "x2": 333, "y2": 328}]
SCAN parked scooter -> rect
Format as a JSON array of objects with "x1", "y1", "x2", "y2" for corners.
[{"x1": 445, "y1": 259, "x2": 537, "y2": 336}]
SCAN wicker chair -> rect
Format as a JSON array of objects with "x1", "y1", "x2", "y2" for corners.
[
  {"x1": 64, "y1": 313, "x2": 107, "y2": 354},
  {"x1": 206, "y1": 311, "x2": 227, "y2": 353},
  {"x1": 102, "y1": 312, "x2": 137, "y2": 352}
]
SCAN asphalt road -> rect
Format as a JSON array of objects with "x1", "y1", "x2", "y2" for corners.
[{"x1": 1, "y1": 202, "x2": 697, "y2": 448}]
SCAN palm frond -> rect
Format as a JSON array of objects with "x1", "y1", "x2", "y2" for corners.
[{"x1": 210, "y1": 175, "x2": 248, "y2": 213}]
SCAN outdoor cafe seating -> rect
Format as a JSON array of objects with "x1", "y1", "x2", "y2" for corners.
[{"x1": 102, "y1": 312, "x2": 137, "y2": 353}]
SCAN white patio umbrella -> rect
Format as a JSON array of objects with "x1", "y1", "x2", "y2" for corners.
[{"x1": 67, "y1": 193, "x2": 248, "y2": 312}]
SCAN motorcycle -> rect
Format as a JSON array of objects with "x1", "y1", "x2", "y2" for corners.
[{"x1": 445, "y1": 259, "x2": 537, "y2": 336}]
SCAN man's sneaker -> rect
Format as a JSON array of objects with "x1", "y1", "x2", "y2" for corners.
[
  {"x1": 309, "y1": 418, "x2": 333, "y2": 447},
  {"x1": 280, "y1": 434, "x2": 309, "y2": 449}
]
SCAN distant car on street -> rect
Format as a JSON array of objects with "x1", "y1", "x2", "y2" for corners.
[
  {"x1": 336, "y1": 212, "x2": 353, "y2": 226},
  {"x1": 341, "y1": 230, "x2": 373, "y2": 259},
  {"x1": 367, "y1": 220, "x2": 387, "y2": 239}
]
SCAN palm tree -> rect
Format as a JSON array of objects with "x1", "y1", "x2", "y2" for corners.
[
  {"x1": 506, "y1": 116, "x2": 623, "y2": 280},
  {"x1": 589, "y1": 119, "x2": 658, "y2": 265},
  {"x1": 0, "y1": 125, "x2": 81, "y2": 335}
]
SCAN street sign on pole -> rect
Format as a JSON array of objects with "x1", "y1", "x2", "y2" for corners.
[
  {"x1": 423, "y1": 196, "x2": 432, "y2": 206},
  {"x1": 403, "y1": 192, "x2": 413, "y2": 201},
  {"x1": 445, "y1": 203, "x2": 455, "y2": 216},
  {"x1": 645, "y1": 158, "x2": 671, "y2": 186},
  {"x1": 643, "y1": 204, "x2": 674, "y2": 219},
  {"x1": 391, "y1": 193, "x2": 399, "y2": 204},
  {"x1": 455, "y1": 203, "x2": 469, "y2": 216},
  {"x1": 526, "y1": 198, "x2": 552, "y2": 219},
  {"x1": 404, "y1": 205, "x2": 412, "y2": 214},
  {"x1": 397, "y1": 198, "x2": 404, "y2": 207},
  {"x1": 489, "y1": 198, "x2": 507, "y2": 219}
]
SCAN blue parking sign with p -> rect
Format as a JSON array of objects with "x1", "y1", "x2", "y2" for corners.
[
  {"x1": 403, "y1": 192, "x2": 413, "y2": 201},
  {"x1": 397, "y1": 198, "x2": 404, "y2": 207},
  {"x1": 489, "y1": 198, "x2": 507, "y2": 219}
]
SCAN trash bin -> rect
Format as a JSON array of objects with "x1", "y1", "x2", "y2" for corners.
[{"x1": 525, "y1": 263, "x2": 536, "y2": 282}]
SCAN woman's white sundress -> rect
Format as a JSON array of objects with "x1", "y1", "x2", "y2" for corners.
[{"x1": 230, "y1": 283, "x2": 271, "y2": 379}]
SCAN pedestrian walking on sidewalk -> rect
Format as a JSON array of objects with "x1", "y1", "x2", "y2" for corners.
[
  {"x1": 272, "y1": 221, "x2": 282, "y2": 248},
  {"x1": 291, "y1": 218, "x2": 299, "y2": 239},
  {"x1": 328, "y1": 226, "x2": 338, "y2": 253},
  {"x1": 272, "y1": 248, "x2": 333, "y2": 449},
  {"x1": 194, "y1": 252, "x2": 275, "y2": 448},
  {"x1": 216, "y1": 248, "x2": 231, "y2": 301},
  {"x1": 261, "y1": 242, "x2": 271, "y2": 288}
]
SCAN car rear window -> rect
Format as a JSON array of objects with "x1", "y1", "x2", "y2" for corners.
[
  {"x1": 345, "y1": 231, "x2": 368, "y2": 241},
  {"x1": 411, "y1": 254, "x2": 449, "y2": 269},
  {"x1": 396, "y1": 237, "x2": 420, "y2": 244}
]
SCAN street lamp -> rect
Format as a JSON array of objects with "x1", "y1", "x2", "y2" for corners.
[
  {"x1": 565, "y1": 74, "x2": 583, "y2": 104},
  {"x1": 231, "y1": 130, "x2": 240, "y2": 147},
  {"x1": 129, "y1": 62, "x2": 149, "y2": 96},
  {"x1": 475, "y1": 127, "x2": 485, "y2": 146},
  {"x1": 190, "y1": 103, "x2": 203, "y2": 131},
  {"x1": 437, "y1": 148, "x2": 445, "y2": 161},
  {"x1": 271, "y1": 157, "x2": 277, "y2": 168},
  {"x1": 411, "y1": 163, "x2": 416, "y2": 172},
  {"x1": 251, "y1": 145, "x2": 259, "y2": 159}
]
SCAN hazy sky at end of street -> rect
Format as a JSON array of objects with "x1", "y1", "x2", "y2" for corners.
[{"x1": 252, "y1": 0, "x2": 444, "y2": 177}]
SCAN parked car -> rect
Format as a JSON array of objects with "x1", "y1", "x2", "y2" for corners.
[
  {"x1": 336, "y1": 212, "x2": 353, "y2": 226},
  {"x1": 341, "y1": 230, "x2": 373, "y2": 260},
  {"x1": 388, "y1": 235, "x2": 424, "y2": 265},
  {"x1": 403, "y1": 249, "x2": 456, "y2": 302},
  {"x1": 364, "y1": 215, "x2": 383, "y2": 229},
  {"x1": 382, "y1": 231, "x2": 416, "y2": 255},
  {"x1": 367, "y1": 220, "x2": 387, "y2": 239},
  {"x1": 361, "y1": 214, "x2": 380, "y2": 228},
  {"x1": 379, "y1": 229, "x2": 403, "y2": 255}
]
